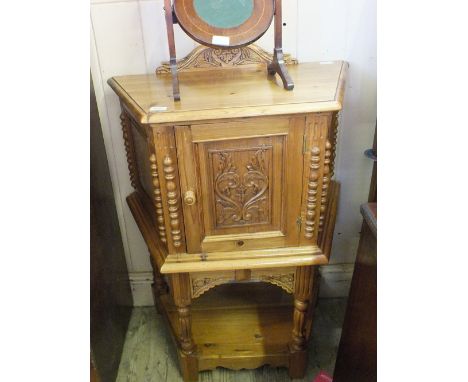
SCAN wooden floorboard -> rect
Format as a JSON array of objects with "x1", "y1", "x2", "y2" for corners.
[{"x1": 116, "y1": 298, "x2": 347, "y2": 382}]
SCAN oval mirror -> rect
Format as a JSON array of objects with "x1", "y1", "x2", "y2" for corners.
[{"x1": 174, "y1": 0, "x2": 274, "y2": 47}]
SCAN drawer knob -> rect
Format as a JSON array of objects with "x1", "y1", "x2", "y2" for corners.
[{"x1": 184, "y1": 190, "x2": 196, "y2": 206}]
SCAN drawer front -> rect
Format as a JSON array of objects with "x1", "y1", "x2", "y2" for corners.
[{"x1": 175, "y1": 117, "x2": 305, "y2": 253}]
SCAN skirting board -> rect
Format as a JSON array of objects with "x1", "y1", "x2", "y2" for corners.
[
  {"x1": 129, "y1": 272, "x2": 155, "y2": 307},
  {"x1": 129, "y1": 264, "x2": 354, "y2": 306}
]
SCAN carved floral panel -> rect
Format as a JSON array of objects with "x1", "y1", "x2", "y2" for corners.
[
  {"x1": 209, "y1": 146, "x2": 272, "y2": 228},
  {"x1": 156, "y1": 44, "x2": 298, "y2": 74}
]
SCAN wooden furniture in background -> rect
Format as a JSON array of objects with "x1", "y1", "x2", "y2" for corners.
[
  {"x1": 332, "y1": 203, "x2": 376, "y2": 382},
  {"x1": 333, "y1": 128, "x2": 377, "y2": 382},
  {"x1": 108, "y1": 45, "x2": 348, "y2": 381}
]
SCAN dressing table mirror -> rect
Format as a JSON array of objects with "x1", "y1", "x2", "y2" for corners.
[{"x1": 164, "y1": 0, "x2": 293, "y2": 100}]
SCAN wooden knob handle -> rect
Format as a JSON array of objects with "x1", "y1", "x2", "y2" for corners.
[{"x1": 184, "y1": 190, "x2": 196, "y2": 206}]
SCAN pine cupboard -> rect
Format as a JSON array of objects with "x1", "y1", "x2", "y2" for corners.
[{"x1": 108, "y1": 45, "x2": 347, "y2": 381}]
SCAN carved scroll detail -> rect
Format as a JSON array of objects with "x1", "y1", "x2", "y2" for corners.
[
  {"x1": 258, "y1": 273, "x2": 295, "y2": 294},
  {"x1": 213, "y1": 149, "x2": 270, "y2": 227},
  {"x1": 319, "y1": 141, "x2": 332, "y2": 233},
  {"x1": 149, "y1": 153, "x2": 167, "y2": 244},
  {"x1": 156, "y1": 44, "x2": 298, "y2": 74},
  {"x1": 191, "y1": 276, "x2": 230, "y2": 299},
  {"x1": 304, "y1": 147, "x2": 321, "y2": 239},
  {"x1": 191, "y1": 271, "x2": 295, "y2": 298},
  {"x1": 163, "y1": 155, "x2": 182, "y2": 248},
  {"x1": 120, "y1": 111, "x2": 138, "y2": 189}
]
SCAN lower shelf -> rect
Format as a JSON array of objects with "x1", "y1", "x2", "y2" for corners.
[{"x1": 160, "y1": 282, "x2": 296, "y2": 371}]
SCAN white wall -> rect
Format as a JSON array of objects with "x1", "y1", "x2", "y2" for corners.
[{"x1": 91, "y1": 0, "x2": 376, "y2": 304}]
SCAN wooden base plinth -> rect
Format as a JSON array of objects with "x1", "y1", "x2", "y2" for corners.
[
  {"x1": 178, "y1": 352, "x2": 198, "y2": 382},
  {"x1": 157, "y1": 282, "x2": 312, "y2": 381},
  {"x1": 288, "y1": 349, "x2": 308, "y2": 379}
]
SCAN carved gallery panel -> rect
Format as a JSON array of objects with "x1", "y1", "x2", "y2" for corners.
[
  {"x1": 196, "y1": 132, "x2": 289, "y2": 241},
  {"x1": 209, "y1": 146, "x2": 272, "y2": 228},
  {"x1": 190, "y1": 268, "x2": 296, "y2": 298}
]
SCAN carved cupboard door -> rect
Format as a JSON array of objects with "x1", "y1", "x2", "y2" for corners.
[{"x1": 175, "y1": 117, "x2": 305, "y2": 253}]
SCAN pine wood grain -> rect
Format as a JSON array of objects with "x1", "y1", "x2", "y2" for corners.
[
  {"x1": 126, "y1": 191, "x2": 330, "y2": 274},
  {"x1": 161, "y1": 249, "x2": 328, "y2": 274},
  {"x1": 107, "y1": 61, "x2": 348, "y2": 124},
  {"x1": 174, "y1": 116, "x2": 305, "y2": 254},
  {"x1": 113, "y1": 56, "x2": 348, "y2": 380},
  {"x1": 116, "y1": 297, "x2": 347, "y2": 382}
]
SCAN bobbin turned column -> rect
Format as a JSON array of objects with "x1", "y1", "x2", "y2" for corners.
[
  {"x1": 170, "y1": 273, "x2": 198, "y2": 382},
  {"x1": 289, "y1": 266, "x2": 315, "y2": 379}
]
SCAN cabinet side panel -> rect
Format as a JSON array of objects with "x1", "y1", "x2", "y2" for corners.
[
  {"x1": 318, "y1": 113, "x2": 333, "y2": 239},
  {"x1": 120, "y1": 109, "x2": 140, "y2": 191}
]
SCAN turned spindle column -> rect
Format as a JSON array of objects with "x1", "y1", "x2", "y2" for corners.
[
  {"x1": 170, "y1": 273, "x2": 198, "y2": 381},
  {"x1": 289, "y1": 266, "x2": 315, "y2": 379},
  {"x1": 120, "y1": 110, "x2": 139, "y2": 190},
  {"x1": 319, "y1": 140, "x2": 332, "y2": 234}
]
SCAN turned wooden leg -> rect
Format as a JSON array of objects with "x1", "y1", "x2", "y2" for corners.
[
  {"x1": 289, "y1": 266, "x2": 315, "y2": 379},
  {"x1": 150, "y1": 256, "x2": 168, "y2": 314},
  {"x1": 171, "y1": 273, "x2": 198, "y2": 382}
]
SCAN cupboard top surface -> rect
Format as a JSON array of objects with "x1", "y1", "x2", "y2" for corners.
[{"x1": 108, "y1": 61, "x2": 348, "y2": 124}]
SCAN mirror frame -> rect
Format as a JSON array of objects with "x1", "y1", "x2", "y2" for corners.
[{"x1": 174, "y1": 0, "x2": 274, "y2": 48}]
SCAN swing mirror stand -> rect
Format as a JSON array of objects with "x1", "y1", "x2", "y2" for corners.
[{"x1": 163, "y1": 0, "x2": 293, "y2": 101}]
